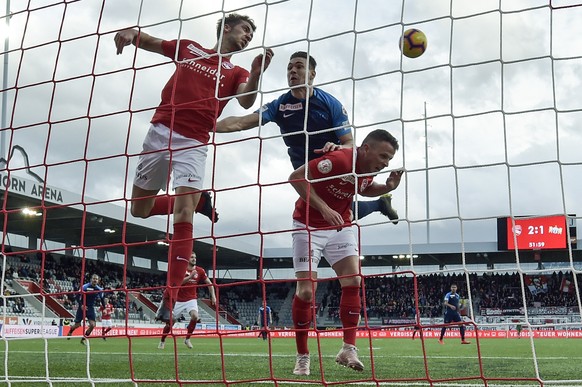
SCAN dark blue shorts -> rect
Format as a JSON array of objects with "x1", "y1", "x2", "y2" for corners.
[
  {"x1": 75, "y1": 306, "x2": 96, "y2": 323},
  {"x1": 444, "y1": 312, "x2": 462, "y2": 324}
]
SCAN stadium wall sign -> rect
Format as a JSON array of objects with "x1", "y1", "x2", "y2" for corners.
[{"x1": 481, "y1": 306, "x2": 577, "y2": 316}]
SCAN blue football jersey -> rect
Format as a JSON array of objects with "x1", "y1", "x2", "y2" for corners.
[{"x1": 257, "y1": 88, "x2": 351, "y2": 169}]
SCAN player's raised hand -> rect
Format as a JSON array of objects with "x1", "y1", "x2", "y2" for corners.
[
  {"x1": 114, "y1": 29, "x2": 138, "y2": 55},
  {"x1": 386, "y1": 170, "x2": 404, "y2": 191},
  {"x1": 314, "y1": 142, "x2": 342, "y2": 154},
  {"x1": 250, "y1": 48, "x2": 274, "y2": 76}
]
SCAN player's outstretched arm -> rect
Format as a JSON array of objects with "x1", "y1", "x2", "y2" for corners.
[
  {"x1": 236, "y1": 48, "x2": 274, "y2": 108},
  {"x1": 114, "y1": 28, "x2": 164, "y2": 55},
  {"x1": 359, "y1": 170, "x2": 404, "y2": 197},
  {"x1": 215, "y1": 113, "x2": 260, "y2": 133}
]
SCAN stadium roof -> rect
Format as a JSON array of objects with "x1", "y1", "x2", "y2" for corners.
[{"x1": 1, "y1": 170, "x2": 581, "y2": 272}]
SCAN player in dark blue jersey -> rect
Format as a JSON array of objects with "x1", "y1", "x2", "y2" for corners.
[
  {"x1": 216, "y1": 51, "x2": 399, "y2": 223},
  {"x1": 438, "y1": 283, "x2": 470, "y2": 345},
  {"x1": 66, "y1": 274, "x2": 105, "y2": 345},
  {"x1": 257, "y1": 304, "x2": 272, "y2": 340}
]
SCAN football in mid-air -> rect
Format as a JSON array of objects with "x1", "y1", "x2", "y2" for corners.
[{"x1": 399, "y1": 28, "x2": 427, "y2": 58}]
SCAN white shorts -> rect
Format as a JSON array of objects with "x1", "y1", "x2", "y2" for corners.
[
  {"x1": 292, "y1": 220, "x2": 359, "y2": 273},
  {"x1": 133, "y1": 123, "x2": 208, "y2": 191},
  {"x1": 173, "y1": 299, "x2": 198, "y2": 318},
  {"x1": 101, "y1": 319, "x2": 113, "y2": 328}
]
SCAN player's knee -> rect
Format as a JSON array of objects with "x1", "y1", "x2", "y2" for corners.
[
  {"x1": 296, "y1": 288, "x2": 314, "y2": 302},
  {"x1": 130, "y1": 204, "x2": 150, "y2": 218}
]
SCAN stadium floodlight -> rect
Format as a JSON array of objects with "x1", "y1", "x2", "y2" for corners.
[{"x1": 21, "y1": 208, "x2": 41, "y2": 216}]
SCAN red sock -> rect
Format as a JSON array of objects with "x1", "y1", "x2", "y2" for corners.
[
  {"x1": 167, "y1": 222, "x2": 193, "y2": 301},
  {"x1": 339, "y1": 286, "x2": 361, "y2": 346},
  {"x1": 161, "y1": 324, "x2": 171, "y2": 342},
  {"x1": 186, "y1": 319, "x2": 197, "y2": 339},
  {"x1": 148, "y1": 194, "x2": 205, "y2": 216},
  {"x1": 148, "y1": 195, "x2": 175, "y2": 216},
  {"x1": 292, "y1": 295, "x2": 312, "y2": 355}
]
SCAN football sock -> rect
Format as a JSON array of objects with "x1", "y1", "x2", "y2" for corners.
[
  {"x1": 339, "y1": 286, "x2": 361, "y2": 346},
  {"x1": 186, "y1": 319, "x2": 197, "y2": 339},
  {"x1": 147, "y1": 193, "x2": 208, "y2": 217},
  {"x1": 439, "y1": 327, "x2": 446, "y2": 340},
  {"x1": 148, "y1": 195, "x2": 175, "y2": 216},
  {"x1": 167, "y1": 222, "x2": 193, "y2": 301},
  {"x1": 460, "y1": 325, "x2": 466, "y2": 340},
  {"x1": 160, "y1": 324, "x2": 171, "y2": 342},
  {"x1": 353, "y1": 200, "x2": 379, "y2": 220},
  {"x1": 292, "y1": 295, "x2": 312, "y2": 355}
]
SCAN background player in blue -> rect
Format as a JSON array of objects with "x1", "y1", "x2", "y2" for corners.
[
  {"x1": 257, "y1": 303, "x2": 272, "y2": 340},
  {"x1": 216, "y1": 51, "x2": 399, "y2": 223},
  {"x1": 66, "y1": 274, "x2": 105, "y2": 345},
  {"x1": 438, "y1": 283, "x2": 470, "y2": 345}
]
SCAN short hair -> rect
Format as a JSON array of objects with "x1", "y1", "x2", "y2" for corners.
[
  {"x1": 290, "y1": 51, "x2": 317, "y2": 70},
  {"x1": 361, "y1": 129, "x2": 399, "y2": 151},
  {"x1": 216, "y1": 13, "x2": 256, "y2": 39}
]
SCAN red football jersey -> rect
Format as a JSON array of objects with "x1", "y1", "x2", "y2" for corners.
[
  {"x1": 176, "y1": 266, "x2": 208, "y2": 302},
  {"x1": 150, "y1": 39, "x2": 250, "y2": 144},
  {"x1": 293, "y1": 148, "x2": 374, "y2": 228},
  {"x1": 100, "y1": 304, "x2": 114, "y2": 320}
]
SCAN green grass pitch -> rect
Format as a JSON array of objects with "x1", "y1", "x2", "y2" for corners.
[{"x1": 0, "y1": 335, "x2": 581, "y2": 386}]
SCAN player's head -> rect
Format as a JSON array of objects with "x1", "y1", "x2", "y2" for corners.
[
  {"x1": 357, "y1": 129, "x2": 399, "y2": 173},
  {"x1": 188, "y1": 252, "x2": 197, "y2": 267},
  {"x1": 216, "y1": 13, "x2": 256, "y2": 52},
  {"x1": 104, "y1": 297, "x2": 109, "y2": 304},
  {"x1": 450, "y1": 283, "x2": 458, "y2": 293},
  {"x1": 288, "y1": 51, "x2": 317, "y2": 88},
  {"x1": 90, "y1": 274, "x2": 100, "y2": 285}
]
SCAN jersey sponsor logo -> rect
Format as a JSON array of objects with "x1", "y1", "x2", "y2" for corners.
[
  {"x1": 186, "y1": 43, "x2": 210, "y2": 58},
  {"x1": 283, "y1": 113, "x2": 295, "y2": 118},
  {"x1": 278, "y1": 102, "x2": 302, "y2": 111},
  {"x1": 317, "y1": 159, "x2": 332, "y2": 174}
]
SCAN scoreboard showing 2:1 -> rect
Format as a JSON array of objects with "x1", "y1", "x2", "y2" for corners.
[{"x1": 497, "y1": 215, "x2": 572, "y2": 250}]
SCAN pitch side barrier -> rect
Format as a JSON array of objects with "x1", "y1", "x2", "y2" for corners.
[{"x1": 57, "y1": 326, "x2": 582, "y2": 339}]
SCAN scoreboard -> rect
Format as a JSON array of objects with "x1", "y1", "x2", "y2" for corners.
[{"x1": 497, "y1": 215, "x2": 576, "y2": 250}]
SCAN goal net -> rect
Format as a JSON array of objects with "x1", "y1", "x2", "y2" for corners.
[{"x1": 0, "y1": 0, "x2": 581, "y2": 386}]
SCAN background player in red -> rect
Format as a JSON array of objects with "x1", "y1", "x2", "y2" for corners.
[
  {"x1": 158, "y1": 252, "x2": 216, "y2": 350},
  {"x1": 288, "y1": 129, "x2": 403, "y2": 375},
  {"x1": 99, "y1": 297, "x2": 114, "y2": 340},
  {"x1": 114, "y1": 14, "x2": 273, "y2": 323}
]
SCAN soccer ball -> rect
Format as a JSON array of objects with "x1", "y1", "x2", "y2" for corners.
[{"x1": 399, "y1": 28, "x2": 427, "y2": 58}]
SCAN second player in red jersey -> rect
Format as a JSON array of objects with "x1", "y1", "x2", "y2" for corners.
[{"x1": 158, "y1": 252, "x2": 216, "y2": 350}]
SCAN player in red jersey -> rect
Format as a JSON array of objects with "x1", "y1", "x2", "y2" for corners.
[
  {"x1": 99, "y1": 297, "x2": 114, "y2": 340},
  {"x1": 288, "y1": 129, "x2": 403, "y2": 376},
  {"x1": 158, "y1": 252, "x2": 216, "y2": 349},
  {"x1": 114, "y1": 14, "x2": 273, "y2": 323}
]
